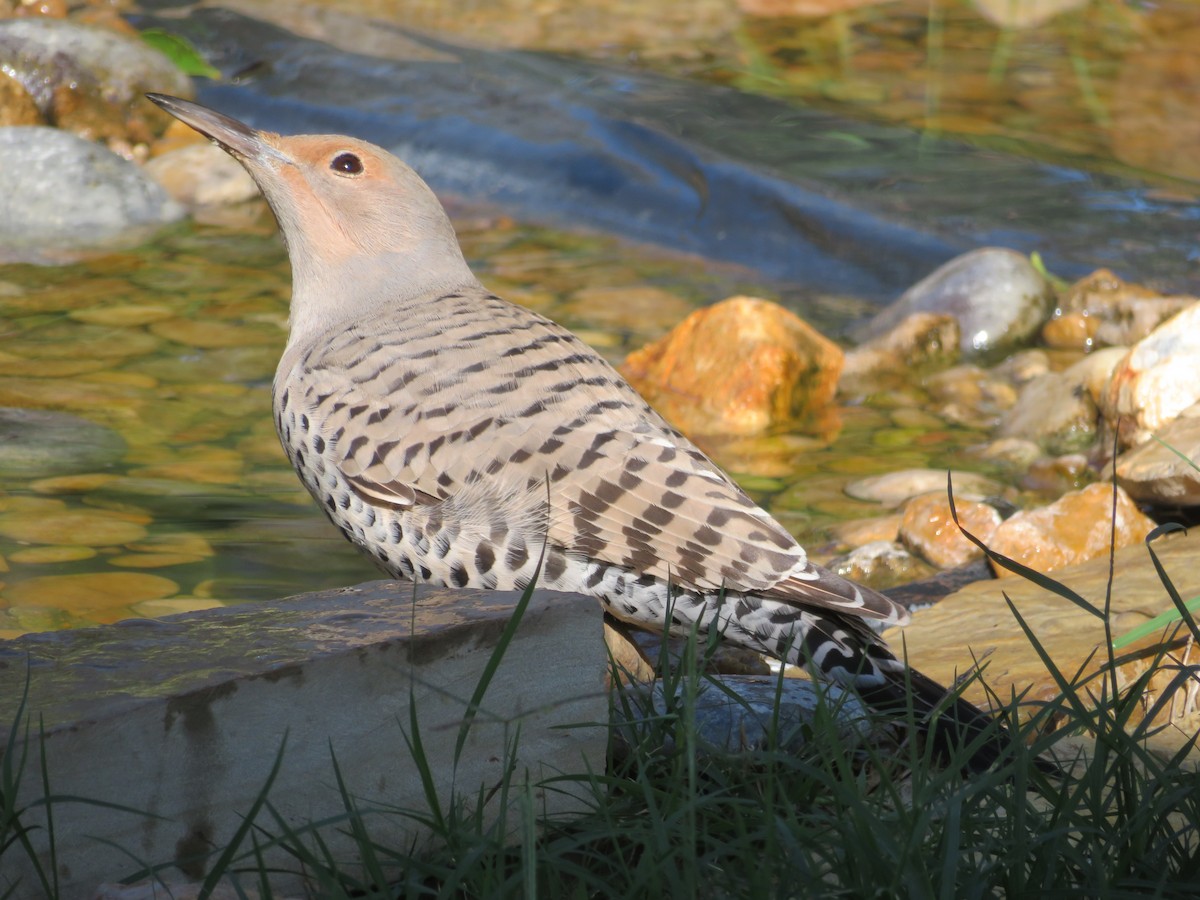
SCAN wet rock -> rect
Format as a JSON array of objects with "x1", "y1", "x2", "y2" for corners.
[
  {"x1": 829, "y1": 540, "x2": 936, "y2": 591},
  {"x1": 899, "y1": 493, "x2": 1001, "y2": 569},
  {"x1": 1017, "y1": 453, "x2": 1094, "y2": 496},
  {"x1": 827, "y1": 513, "x2": 902, "y2": 549},
  {"x1": 0, "y1": 71, "x2": 42, "y2": 126},
  {"x1": 997, "y1": 349, "x2": 1124, "y2": 455},
  {"x1": 990, "y1": 348, "x2": 1050, "y2": 387},
  {"x1": 924, "y1": 364, "x2": 1018, "y2": 428},
  {"x1": 844, "y1": 468, "x2": 1005, "y2": 507},
  {"x1": 977, "y1": 436, "x2": 1041, "y2": 470},
  {"x1": 1046, "y1": 269, "x2": 1196, "y2": 350},
  {"x1": 0, "y1": 127, "x2": 184, "y2": 263},
  {"x1": 986, "y1": 483, "x2": 1154, "y2": 579},
  {"x1": 971, "y1": 0, "x2": 1089, "y2": 28},
  {"x1": 853, "y1": 248, "x2": 1055, "y2": 357},
  {"x1": 887, "y1": 527, "x2": 1200, "y2": 759},
  {"x1": 621, "y1": 296, "x2": 843, "y2": 436},
  {"x1": 840, "y1": 312, "x2": 959, "y2": 392},
  {"x1": 736, "y1": 0, "x2": 896, "y2": 17},
  {"x1": 0, "y1": 408, "x2": 124, "y2": 479},
  {"x1": 4, "y1": 571, "x2": 178, "y2": 623},
  {"x1": 1114, "y1": 403, "x2": 1200, "y2": 507},
  {"x1": 1101, "y1": 302, "x2": 1200, "y2": 449},
  {"x1": 0, "y1": 18, "x2": 191, "y2": 150},
  {"x1": 145, "y1": 142, "x2": 261, "y2": 207}
]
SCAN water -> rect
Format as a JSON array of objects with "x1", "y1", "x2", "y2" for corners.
[{"x1": 1, "y1": 0, "x2": 1193, "y2": 633}]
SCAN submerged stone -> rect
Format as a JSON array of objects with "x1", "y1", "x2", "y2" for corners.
[{"x1": 0, "y1": 408, "x2": 125, "y2": 479}]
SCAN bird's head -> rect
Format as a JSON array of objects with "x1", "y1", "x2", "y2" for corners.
[{"x1": 147, "y1": 94, "x2": 476, "y2": 342}]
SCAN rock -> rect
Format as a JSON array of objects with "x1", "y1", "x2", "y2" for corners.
[
  {"x1": 1115, "y1": 403, "x2": 1200, "y2": 506},
  {"x1": 1047, "y1": 269, "x2": 1196, "y2": 350},
  {"x1": 736, "y1": 0, "x2": 893, "y2": 16},
  {"x1": 840, "y1": 312, "x2": 959, "y2": 392},
  {"x1": 844, "y1": 468, "x2": 1005, "y2": 507},
  {"x1": 0, "y1": 71, "x2": 42, "y2": 126},
  {"x1": 990, "y1": 348, "x2": 1050, "y2": 387},
  {"x1": 970, "y1": 0, "x2": 1088, "y2": 28},
  {"x1": 0, "y1": 18, "x2": 191, "y2": 149},
  {"x1": 977, "y1": 437, "x2": 1041, "y2": 470},
  {"x1": 899, "y1": 493, "x2": 1001, "y2": 569},
  {"x1": 886, "y1": 527, "x2": 1200, "y2": 759},
  {"x1": 924, "y1": 364, "x2": 1018, "y2": 429},
  {"x1": 0, "y1": 408, "x2": 124, "y2": 478},
  {"x1": 829, "y1": 540, "x2": 936, "y2": 591},
  {"x1": 620, "y1": 296, "x2": 843, "y2": 436},
  {"x1": 1101, "y1": 302, "x2": 1200, "y2": 449},
  {"x1": 0, "y1": 127, "x2": 184, "y2": 263},
  {"x1": 853, "y1": 248, "x2": 1054, "y2": 357},
  {"x1": 1017, "y1": 453, "x2": 1094, "y2": 496},
  {"x1": 145, "y1": 143, "x2": 262, "y2": 207},
  {"x1": 612, "y1": 675, "x2": 871, "y2": 756},
  {"x1": 827, "y1": 513, "x2": 903, "y2": 549},
  {"x1": 985, "y1": 483, "x2": 1155, "y2": 579},
  {"x1": 997, "y1": 349, "x2": 1124, "y2": 455}
]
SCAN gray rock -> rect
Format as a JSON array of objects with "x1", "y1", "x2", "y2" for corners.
[
  {"x1": 844, "y1": 468, "x2": 1006, "y2": 506},
  {"x1": 612, "y1": 675, "x2": 872, "y2": 755},
  {"x1": 854, "y1": 247, "x2": 1055, "y2": 356},
  {"x1": 0, "y1": 127, "x2": 184, "y2": 263},
  {"x1": 0, "y1": 18, "x2": 190, "y2": 117},
  {"x1": 0, "y1": 407, "x2": 125, "y2": 478}
]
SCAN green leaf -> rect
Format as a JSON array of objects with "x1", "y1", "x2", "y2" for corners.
[{"x1": 140, "y1": 29, "x2": 221, "y2": 80}]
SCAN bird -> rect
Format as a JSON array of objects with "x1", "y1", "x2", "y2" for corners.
[{"x1": 147, "y1": 93, "x2": 1027, "y2": 772}]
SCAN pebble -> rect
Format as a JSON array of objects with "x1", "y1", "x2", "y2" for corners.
[
  {"x1": 0, "y1": 508, "x2": 148, "y2": 546},
  {"x1": 1114, "y1": 404, "x2": 1200, "y2": 506},
  {"x1": 829, "y1": 540, "x2": 936, "y2": 590},
  {"x1": 0, "y1": 408, "x2": 125, "y2": 479},
  {"x1": 852, "y1": 247, "x2": 1054, "y2": 356},
  {"x1": 4, "y1": 572, "x2": 178, "y2": 619},
  {"x1": 844, "y1": 468, "x2": 1005, "y2": 506},
  {"x1": 9, "y1": 546, "x2": 97, "y2": 564},
  {"x1": 898, "y1": 492, "x2": 1001, "y2": 569}
]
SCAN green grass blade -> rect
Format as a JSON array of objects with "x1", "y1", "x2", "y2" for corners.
[
  {"x1": 197, "y1": 731, "x2": 289, "y2": 898},
  {"x1": 452, "y1": 543, "x2": 543, "y2": 766},
  {"x1": 947, "y1": 472, "x2": 1104, "y2": 619}
]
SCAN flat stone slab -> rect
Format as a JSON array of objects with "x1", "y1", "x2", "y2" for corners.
[
  {"x1": 886, "y1": 526, "x2": 1200, "y2": 758},
  {"x1": 0, "y1": 581, "x2": 606, "y2": 895}
]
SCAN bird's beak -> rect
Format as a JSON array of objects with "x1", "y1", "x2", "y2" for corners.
[{"x1": 146, "y1": 93, "x2": 290, "y2": 166}]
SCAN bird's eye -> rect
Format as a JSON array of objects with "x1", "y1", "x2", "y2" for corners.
[{"x1": 331, "y1": 152, "x2": 364, "y2": 175}]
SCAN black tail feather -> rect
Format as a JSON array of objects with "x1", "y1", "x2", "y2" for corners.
[{"x1": 858, "y1": 665, "x2": 1063, "y2": 777}]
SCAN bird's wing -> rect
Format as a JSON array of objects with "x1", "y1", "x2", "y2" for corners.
[{"x1": 294, "y1": 294, "x2": 907, "y2": 626}]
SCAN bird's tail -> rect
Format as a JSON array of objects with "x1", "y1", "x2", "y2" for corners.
[{"x1": 855, "y1": 663, "x2": 1058, "y2": 776}]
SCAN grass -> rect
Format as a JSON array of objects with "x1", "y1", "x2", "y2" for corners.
[{"x1": 4, "y1": 521, "x2": 1200, "y2": 897}]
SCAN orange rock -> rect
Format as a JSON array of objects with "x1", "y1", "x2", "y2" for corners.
[
  {"x1": 899, "y1": 492, "x2": 1001, "y2": 569},
  {"x1": 986, "y1": 483, "x2": 1154, "y2": 579},
  {"x1": 620, "y1": 296, "x2": 843, "y2": 436},
  {"x1": 0, "y1": 72, "x2": 41, "y2": 126}
]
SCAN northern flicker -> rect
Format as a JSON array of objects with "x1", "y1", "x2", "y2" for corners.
[{"x1": 148, "y1": 93, "x2": 1023, "y2": 771}]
